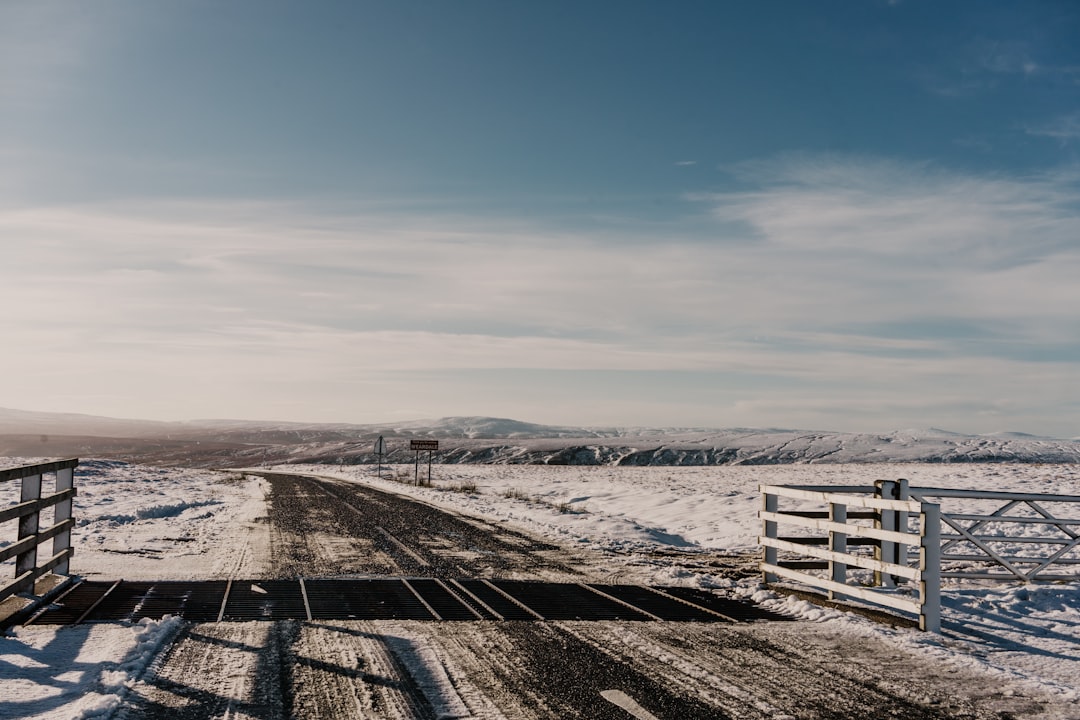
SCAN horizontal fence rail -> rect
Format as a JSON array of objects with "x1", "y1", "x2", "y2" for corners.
[
  {"x1": 1, "y1": 459, "x2": 78, "y2": 602},
  {"x1": 760, "y1": 482, "x2": 941, "y2": 632}
]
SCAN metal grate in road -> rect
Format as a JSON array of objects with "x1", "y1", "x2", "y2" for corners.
[
  {"x1": 488, "y1": 580, "x2": 654, "y2": 621},
  {"x1": 454, "y1": 579, "x2": 540, "y2": 620},
  {"x1": 659, "y1": 586, "x2": 790, "y2": 622},
  {"x1": 137, "y1": 580, "x2": 229, "y2": 622},
  {"x1": 404, "y1": 578, "x2": 485, "y2": 620},
  {"x1": 304, "y1": 579, "x2": 434, "y2": 620},
  {"x1": 23, "y1": 580, "x2": 110, "y2": 625},
  {"x1": 81, "y1": 580, "x2": 154, "y2": 621},
  {"x1": 25, "y1": 578, "x2": 789, "y2": 625},
  {"x1": 584, "y1": 584, "x2": 731, "y2": 622},
  {"x1": 223, "y1": 580, "x2": 308, "y2": 621}
]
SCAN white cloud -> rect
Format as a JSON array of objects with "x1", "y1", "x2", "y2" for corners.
[
  {"x1": 971, "y1": 40, "x2": 1039, "y2": 76},
  {"x1": 705, "y1": 157, "x2": 1080, "y2": 263},
  {"x1": 2, "y1": 157, "x2": 1080, "y2": 432},
  {"x1": 919, "y1": 39, "x2": 1080, "y2": 97},
  {"x1": 1026, "y1": 113, "x2": 1080, "y2": 144}
]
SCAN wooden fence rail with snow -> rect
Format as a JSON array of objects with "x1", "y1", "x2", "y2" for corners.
[{"x1": 0, "y1": 458, "x2": 79, "y2": 602}]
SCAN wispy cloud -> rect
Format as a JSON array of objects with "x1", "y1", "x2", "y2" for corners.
[
  {"x1": 1026, "y1": 112, "x2": 1080, "y2": 144},
  {"x1": 703, "y1": 156, "x2": 1080, "y2": 267},
  {"x1": 970, "y1": 39, "x2": 1039, "y2": 76},
  {"x1": 3, "y1": 156, "x2": 1079, "y2": 432},
  {"x1": 920, "y1": 38, "x2": 1077, "y2": 97}
]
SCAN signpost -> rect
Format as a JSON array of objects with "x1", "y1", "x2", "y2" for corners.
[
  {"x1": 410, "y1": 440, "x2": 439, "y2": 485},
  {"x1": 374, "y1": 435, "x2": 386, "y2": 478}
]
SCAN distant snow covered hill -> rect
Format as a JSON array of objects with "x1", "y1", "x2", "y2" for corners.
[
  {"x1": 0, "y1": 408, "x2": 716, "y2": 442},
  {"x1": 285, "y1": 426, "x2": 1080, "y2": 466},
  {"x1": 1, "y1": 408, "x2": 1079, "y2": 466},
  {"x1": 185, "y1": 415, "x2": 709, "y2": 440},
  {"x1": 0, "y1": 406, "x2": 180, "y2": 437}
]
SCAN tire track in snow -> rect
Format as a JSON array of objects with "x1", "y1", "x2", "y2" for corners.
[{"x1": 119, "y1": 622, "x2": 280, "y2": 720}]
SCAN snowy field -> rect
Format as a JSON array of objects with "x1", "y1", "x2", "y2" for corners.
[{"x1": 2, "y1": 458, "x2": 1080, "y2": 717}]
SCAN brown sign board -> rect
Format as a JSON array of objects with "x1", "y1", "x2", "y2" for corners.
[{"x1": 410, "y1": 440, "x2": 439, "y2": 451}]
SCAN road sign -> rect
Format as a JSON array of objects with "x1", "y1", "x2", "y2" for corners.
[
  {"x1": 375, "y1": 435, "x2": 386, "y2": 479},
  {"x1": 410, "y1": 440, "x2": 439, "y2": 484}
]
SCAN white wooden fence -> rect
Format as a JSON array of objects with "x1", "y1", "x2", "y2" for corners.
[
  {"x1": 1, "y1": 459, "x2": 78, "y2": 602},
  {"x1": 760, "y1": 483, "x2": 941, "y2": 632}
]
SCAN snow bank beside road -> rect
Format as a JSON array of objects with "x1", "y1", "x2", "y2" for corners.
[
  {"x1": 0, "y1": 617, "x2": 183, "y2": 720},
  {"x1": 73, "y1": 461, "x2": 270, "y2": 581},
  {"x1": 1, "y1": 459, "x2": 270, "y2": 582}
]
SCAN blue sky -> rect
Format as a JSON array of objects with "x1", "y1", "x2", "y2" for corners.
[{"x1": 2, "y1": 1, "x2": 1080, "y2": 436}]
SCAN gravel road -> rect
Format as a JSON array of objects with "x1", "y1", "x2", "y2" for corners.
[{"x1": 261, "y1": 472, "x2": 583, "y2": 581}]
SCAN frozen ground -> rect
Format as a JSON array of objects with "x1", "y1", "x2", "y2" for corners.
[
  {"x1": 1, "y1": 458, "x2": 1080, "y2": 718},
  {"x1": 0, "y1": 460, "x2": 270, "y2": 583}
]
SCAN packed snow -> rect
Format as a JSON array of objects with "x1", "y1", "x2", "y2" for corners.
[
  {"x1": 0, "y1": 617, "x2": 183, "y2": 719},
  {"x1": 2, "y1": 457, "x2": 1080, "y2": 718},
  {"x1": 1, "y1": 460, "x2": 270, "y2": 583}
]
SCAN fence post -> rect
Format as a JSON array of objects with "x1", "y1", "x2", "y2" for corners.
[
  {"x1": 762, "y1": 488, "x2": 778, "y2": 583},
  {"x1": 53, "y1": 465, "x2": 75, "y2": 576},
  {"x1": 15, "y1": 472, "x2": 43, "y2": 592},
  {"x1": 895, "y1": 479, "x2": 910, "y2": 585},
  {"x1": 920, "y1": 502, "x2": 942, "y2": 633},
  {"x1": 828, "y1": 500, "x2": 847, "y2": 600},
  {"x1": 875, "y1": 480, "x2": 896, "y2": 587}
]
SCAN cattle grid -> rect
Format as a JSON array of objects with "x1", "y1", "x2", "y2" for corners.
[{"x1": 23, "y1": 578, "x2": 788, "y2": 625}]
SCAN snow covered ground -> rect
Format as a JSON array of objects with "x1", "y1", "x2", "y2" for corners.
[
  {"x1": 2, "y1": 458, "x2": 1080, "y2": 717},
  {"x1": 1, "y1": 460, "x2": 270, "y2": 583}
]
